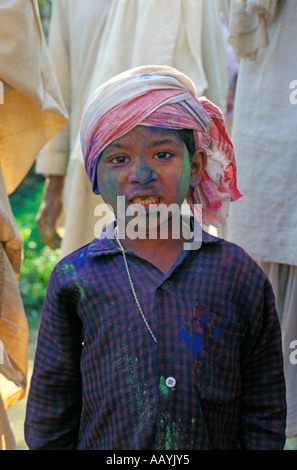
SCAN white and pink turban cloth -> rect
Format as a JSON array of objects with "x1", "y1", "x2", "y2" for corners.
[{"x1": 80, "y1": 65, "x2": 242, "y2": 227}]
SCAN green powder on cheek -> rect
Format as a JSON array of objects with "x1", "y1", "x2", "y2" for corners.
[
  {"x1": 178, "y1": 151, "x2": 191, "y2": 199},
  {"x1": 101, "y1": 180, "x2": 118, "y2": 204}
]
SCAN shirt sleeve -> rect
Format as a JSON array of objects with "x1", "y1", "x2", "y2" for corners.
[
  {"x1": 239, "y1": 277, "x2": 287, "y2": 449},
  {"x1": 35, "y1": 0, "x2": 71, "y2": 176},
  {"x1": 24, "y1": 265, "x2": 83, "y2": 450}
]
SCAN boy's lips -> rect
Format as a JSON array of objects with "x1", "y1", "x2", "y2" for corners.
[{"x1": 128, "y1": 195, "x2": 163, "y2": 206}]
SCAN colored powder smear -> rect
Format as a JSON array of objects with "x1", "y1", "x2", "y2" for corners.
[{"x1": 159, "y1": 376, "x2": 169, "y2": 396}]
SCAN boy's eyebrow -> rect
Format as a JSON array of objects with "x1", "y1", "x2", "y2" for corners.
[
  {"x1": 150, "y1": 139, "x2": 179, "y2": 147},
  {"x1": 107, "y1": 139, "x2": 178, "y2": 150},
  {"x1": 105, "y1": 142, "x2": 126, "y2": 149}
]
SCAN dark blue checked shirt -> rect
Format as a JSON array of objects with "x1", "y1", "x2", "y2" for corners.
[{"x1": 25, "y1": 225, "x2": 286, "y2": 450}]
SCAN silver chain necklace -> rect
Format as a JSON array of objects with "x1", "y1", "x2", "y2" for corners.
[{"x1": 114, "y1": 229, "x2": 158, "y2": 343}]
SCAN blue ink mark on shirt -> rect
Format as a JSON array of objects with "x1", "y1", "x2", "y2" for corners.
[
  {"x1": 180, "y1": 330, "x2": 192, "y2": 347},
  {"x1": 212, "y1": 327, "x2": 220, "y2": 339},
  {"x1": 193, "y1": 332, "x2": 201, "y2": 358}
]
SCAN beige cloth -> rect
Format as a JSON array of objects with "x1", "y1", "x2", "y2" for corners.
[
  {"x1": 222, "y1": 0, "x2": 285, "y2": 60},
  {"x1": 0, "y1": 395, "x2": 15, "y2": 450},
  {"x1": 0, "y1": 0, "x2": 68, "y2": 449},
  {"x1": 0, "y1": 167, "x2": 28, "y2": 450},
  {"x1": 36, "y1": 0, "x2": 228, "y2": 258},
  {"x1": 0, "y1": 0, "x2": 68, "y2": 194}
]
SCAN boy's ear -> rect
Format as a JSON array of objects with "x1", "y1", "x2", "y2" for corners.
[{"x1": 190, "y1": 148, "x2": 207, "y2": 187}]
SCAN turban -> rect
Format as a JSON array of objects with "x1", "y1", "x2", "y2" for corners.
[{"x1": 80, "y1": 65, "x2": 242, "y2": 227}]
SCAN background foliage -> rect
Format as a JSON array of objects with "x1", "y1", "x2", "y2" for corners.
[{"x1": 9, "y1": 169, "x2": 60, "y2": 330}]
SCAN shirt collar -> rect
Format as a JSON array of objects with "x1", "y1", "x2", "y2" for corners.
[{"x1": 87, "y1": 220, "x2": 222, "y2": 259}]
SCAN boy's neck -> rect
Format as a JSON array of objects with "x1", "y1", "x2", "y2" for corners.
[
  {"x1": 115, "y1": 217, "x2": 189, "y2": 274},
  {"x1": 117, "y1": 234, "x2": 185, "y2": 274}
]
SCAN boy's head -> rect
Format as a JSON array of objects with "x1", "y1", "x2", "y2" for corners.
[
  {"x1": 95, "y1": 125, "x2": 207, "y2": 219},
  {"x1": 80, "y1": 65, "x2": 242, "y2": 227}
]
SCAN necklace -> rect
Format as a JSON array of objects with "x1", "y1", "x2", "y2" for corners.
[{"x1": 114, "y1": 229, "x2": 158, "y2": 343}]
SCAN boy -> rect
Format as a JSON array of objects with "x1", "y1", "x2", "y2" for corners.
[{"x1": 25, "y1": 66, "x2": 286, "y2": 450}]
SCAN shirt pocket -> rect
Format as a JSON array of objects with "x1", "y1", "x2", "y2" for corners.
[{"x1": 193, "y1": 304, "x2": 247, "y2": 405}]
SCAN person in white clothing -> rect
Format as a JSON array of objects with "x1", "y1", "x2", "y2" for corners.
[
  {"x1": 221, "y1": 0, "x2": 297, "y2": 440},
  {"x1": 36, "y1": 0, "x2": 228, "y2": 258}
]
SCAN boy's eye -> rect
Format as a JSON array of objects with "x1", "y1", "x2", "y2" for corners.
[
  {"x1": 110, "y1": 155, "x2": 129, "y2": 164},
  {"x1": 154, "y1": 151, "x2": 173, "y2": 160}
]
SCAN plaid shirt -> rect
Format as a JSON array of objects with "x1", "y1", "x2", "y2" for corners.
[{"x1": 25, "y1": 227, "x2": 286, "y2": 450}]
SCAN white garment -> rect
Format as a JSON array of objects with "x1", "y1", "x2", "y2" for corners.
[
  {"x1": 223, "y1": 0, "x2": 297, "y2": 437},
  {"x1": 259, "y1": 262, "x2": 297, "y2": 438},
  {"x1": 225, "y1": 0, "x2": 297, "y2": 267},
  {"x1": 223, "y1": 0, "x2": 283, "y2": 60},
  {"x1": 36, "y1": 0, "x2": 228, "y2": 257}
]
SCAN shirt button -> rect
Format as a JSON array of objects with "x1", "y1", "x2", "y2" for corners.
[
  {"x1": 165, "y1": 376, "x2": 176, "y2": 388},
  {"x1": 161, "y1": 280, "x2": 171, "y2": 290}
]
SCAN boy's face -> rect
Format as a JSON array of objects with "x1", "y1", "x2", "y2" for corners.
[{"x1": 96, "y1": 125, "x2": 205, "y2": 222}]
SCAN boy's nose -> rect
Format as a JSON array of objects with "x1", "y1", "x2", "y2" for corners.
[{"x1": 128, "y1": 160, "x2": 157, "y2": 185}]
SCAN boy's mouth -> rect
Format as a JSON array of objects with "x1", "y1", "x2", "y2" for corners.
[{"x1": 128, "y1": 195, "x2": 163, "y2": 207}]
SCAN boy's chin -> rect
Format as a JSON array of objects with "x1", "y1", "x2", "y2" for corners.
[{"x1": 116, "y1": 203, "x2": 182, "y2": 240}]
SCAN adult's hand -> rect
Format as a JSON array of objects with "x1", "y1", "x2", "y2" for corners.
[{"x1": 36, "y1": 175, "x2": 65, "y2": 250}]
